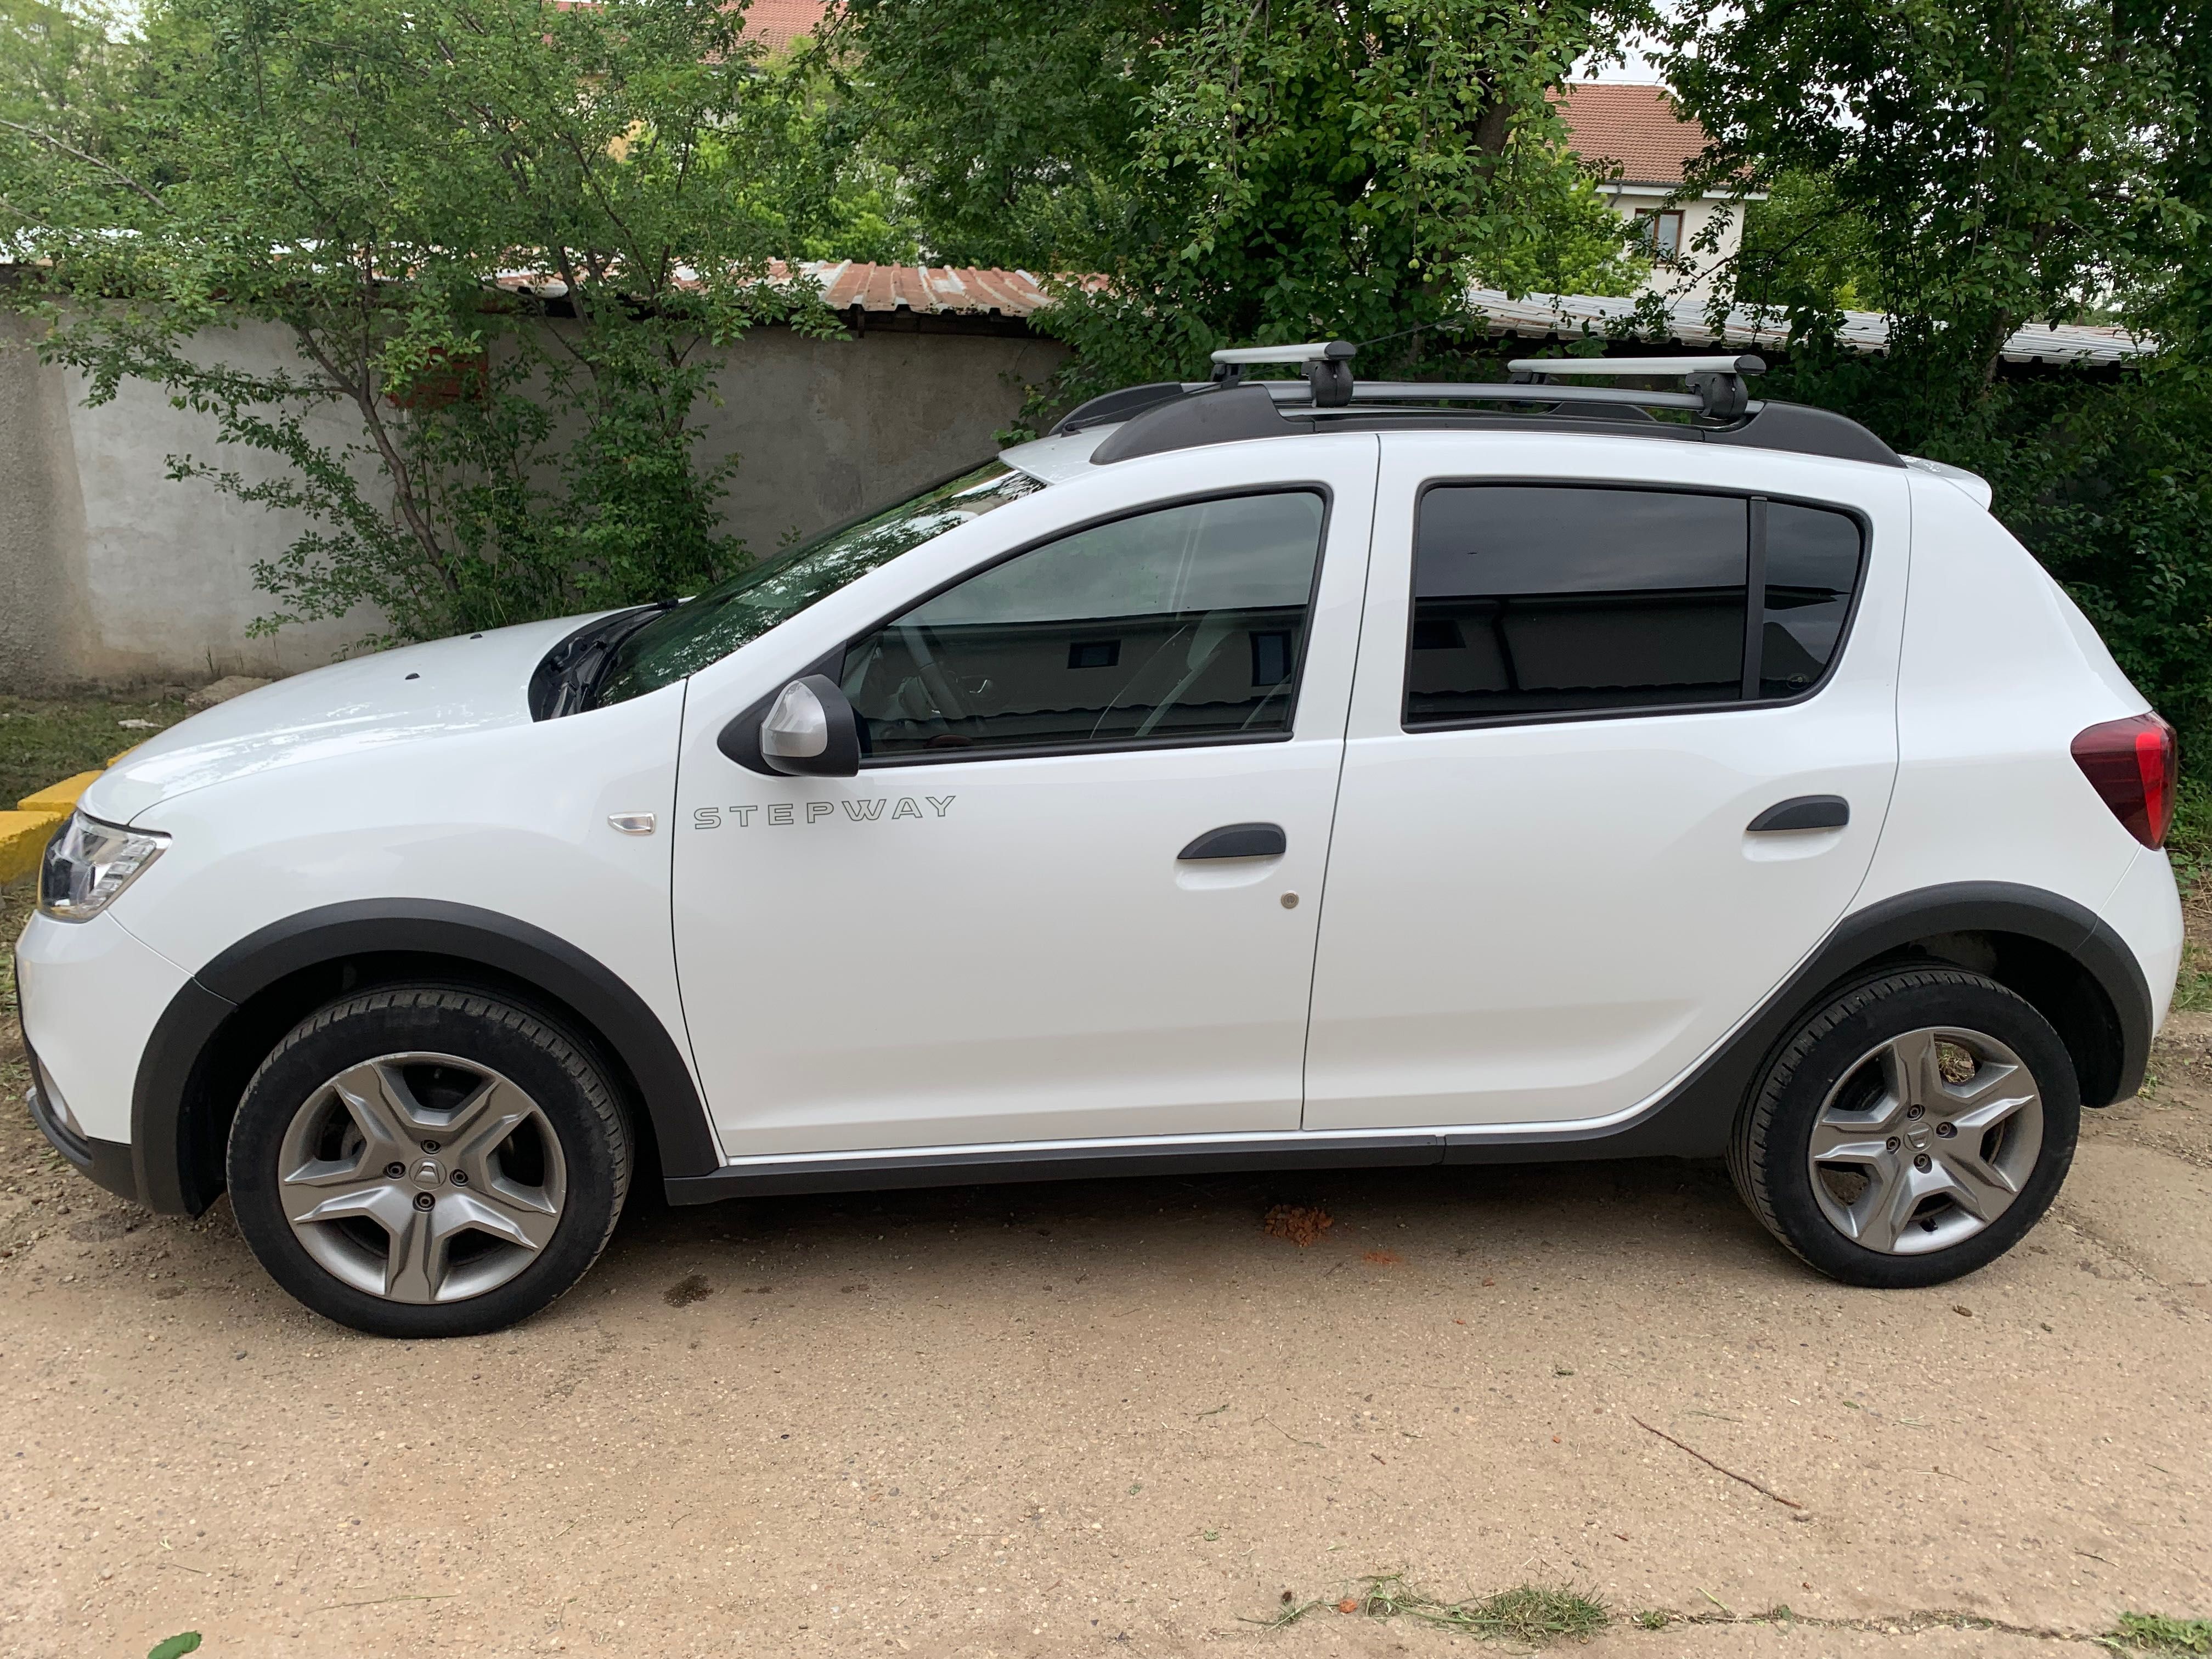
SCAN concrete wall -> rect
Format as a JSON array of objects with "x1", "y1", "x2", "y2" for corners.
[{"x1": 0, "y1": 314, "x2": 1065, "y2": 689}]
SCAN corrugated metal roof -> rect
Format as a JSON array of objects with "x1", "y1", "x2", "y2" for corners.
[
  {"x1": 484, "y1": 262, "x2": 2147, "y2": 365},
  {"x1": 799, "y1": 260, "x2": 1055, "y2": 316},
  {"x1": 1464, "y1": 287, "x2": 2153, "y2": 366}
]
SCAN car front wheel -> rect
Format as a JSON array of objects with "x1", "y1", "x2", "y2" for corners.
[
  {"x1": 227, "y1": 985, "x2": 631, "y2": 1337},
  {"x1": 1730, "y1": 967, "x2": 2079, "y2": 1288}
]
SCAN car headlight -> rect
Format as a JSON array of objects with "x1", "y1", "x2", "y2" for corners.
[{"x1": 37, "y1": 811, "x2": 169, "y2": 922}]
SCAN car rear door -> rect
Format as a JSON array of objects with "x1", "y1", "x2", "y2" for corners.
[{"x1": 1304, "y1": 433, "x2": 1909, "y2": 1133}]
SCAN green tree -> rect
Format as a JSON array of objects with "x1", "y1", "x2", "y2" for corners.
[
  {"x1": 827, "y1": 0, "x2": 1650, "y2": 402},
  {"x1": 2, "y1": 0, "x2": 833, "y2": 646},
  {"x1": 1664, "y1": 0, "x2": 2188, "y2": 413},
  {"x1": 820, "y1": 0, "x2": 1170, "y2": 273},
  {"x1": 1660, "y1": 0, "x2": 2212, "y2": 744}
]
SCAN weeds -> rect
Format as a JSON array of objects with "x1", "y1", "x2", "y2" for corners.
[
  {"x1": 1255, "y1": 1577, "x2": 1607, "y2": 1644},
  {"x1": 2170, "y1": 943, "x2": 2212, "y2": 1013},
  {"x1": 0, "y1": 693, "x2": 189, "y2": 808},
  {"x1": 2104, "y1": 1613, "x2": 2212, "y2": 1655}
]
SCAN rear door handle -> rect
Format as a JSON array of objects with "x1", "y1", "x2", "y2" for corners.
[
  {"x1": 1178, "y1": 822, "x2": 1286, "y2": 860},
  {"x1": 1747, "y1": 795, "x2": 1849, "y2": 833}
]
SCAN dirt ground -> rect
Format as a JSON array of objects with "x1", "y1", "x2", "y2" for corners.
[{"x1": 3, "y1": 890, "x2": 2208, "y2": 1659}]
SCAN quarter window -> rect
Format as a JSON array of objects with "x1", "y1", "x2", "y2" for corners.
[
  {"x1": 843, "y1": 491, "x2": 1326, "y2": 759},
  {"x1": 1759, "y1": 500, "x2": 1864, "y2": 697},
  {"x1": 1406, "y1": 484, "x2": 1863, "y2": 728}
]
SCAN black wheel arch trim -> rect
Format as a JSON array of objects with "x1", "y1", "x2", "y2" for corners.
[{"x1": 130, "y1": 899, "x2": 719, "y2": 1215}]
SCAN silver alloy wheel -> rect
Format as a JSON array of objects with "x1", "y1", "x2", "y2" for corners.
[
  {"x1": 1807, "y1": 1025, "x2": 2044, "y2": 1255},
  {"x1": 275, "y1": 1051, "x2": 567, "y2": 1303}
]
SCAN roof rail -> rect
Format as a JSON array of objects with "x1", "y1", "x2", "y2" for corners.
[{"x1": 1064, "y1": 340, "x2": 1903, "y2": 469}]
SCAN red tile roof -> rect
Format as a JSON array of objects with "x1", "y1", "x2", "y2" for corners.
[
  {"x1": 740, "y1": 0, "x2": 828, "y2": 53},
  {"x1": 1555, "y1": 83, "x2": 1708, "y2": 188}
]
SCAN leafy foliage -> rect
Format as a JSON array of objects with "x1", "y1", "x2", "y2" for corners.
[
  {"x1": 1666, "y1": 0, "x2": 2187, "y2": 394},
  {"x1": 828, "y1": 0, "x2": 1652, "y2": 404},
  {"x1": 819, "y1": 0, "x2": 1161, "y2": 274},
  {"x1": 1660, "y1": 0, "x2": 2212, "y2": 757},
  {"x1": 2, "y1": 0, "x2": 837, "y2": 646}
]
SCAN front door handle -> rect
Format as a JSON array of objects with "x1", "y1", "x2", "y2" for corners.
[
  {"x1": 1178, "y1": 822, "x2": 1286, "y2": 860},
  {"x1": 1747, "y1": 795, "x2": 1849, "y2": 833}
]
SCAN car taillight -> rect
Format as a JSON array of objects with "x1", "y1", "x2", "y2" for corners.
[{"x1": 2072, "y1": 713, "x2": 2177, "y2": 848}]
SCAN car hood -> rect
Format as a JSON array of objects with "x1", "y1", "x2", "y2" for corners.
[{"x1": 83, "y1": 615, "x2": 607, "y2": 826}]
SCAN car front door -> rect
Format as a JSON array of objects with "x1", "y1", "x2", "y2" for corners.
[
  {"x1": 1304, "y1": 435, "x2": 1909, "y2": 1132},
  {"x1": 674, "y1": 436, "x2": 1379, "y2": 1160}
]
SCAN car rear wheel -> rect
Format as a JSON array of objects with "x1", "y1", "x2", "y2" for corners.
[
  {"x1": 227, "y1": 986, "x2": 630, "y2": 1336},
  {"x1": 1730, "y1": 967, "x2": 2079, "y2": 1288}
]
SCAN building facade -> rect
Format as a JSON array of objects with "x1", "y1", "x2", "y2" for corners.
[{"x1": 1555, "y1": 82, "x2": 1757, "y2": 298}]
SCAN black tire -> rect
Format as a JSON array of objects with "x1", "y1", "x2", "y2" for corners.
[
  {"x1": 1729, "y1": 968, "x2": 2079, "y2": 1288},
  {"x1": 227, "y1": 986, "x2": 630, "y2": 1337}
]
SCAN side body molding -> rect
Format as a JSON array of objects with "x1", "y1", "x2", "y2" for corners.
[{"x1": 132, "y1": 899, "x2": 718, "y2": 1215}]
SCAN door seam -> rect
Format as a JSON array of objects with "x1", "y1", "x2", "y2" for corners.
[{"x1": 1297, "y1": 433, "x2": 1383, "y2": 1131}]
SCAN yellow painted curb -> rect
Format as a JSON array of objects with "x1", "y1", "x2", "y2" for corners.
[
  {"x1": 0, "y1": 809, "x2": 64, "y2": 885},
  {"x1": 18, "y1": 770, "x2": 105, "y2": 816}
]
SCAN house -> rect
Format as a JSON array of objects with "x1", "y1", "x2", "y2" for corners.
[
  {"x1": 1554, "y1": 82, "x2": 1756, "y2": 297},
  {"x1": 742, "y1": 0, "x2": 830, "y2": 53}
]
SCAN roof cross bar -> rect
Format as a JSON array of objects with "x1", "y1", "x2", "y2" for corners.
[
  {"x1": 1210, "y1": 338, "x2": 1358, "y2": 405},
  {"x1": 1506, "y1": 353, "x2": 1767, "y2": 419}
]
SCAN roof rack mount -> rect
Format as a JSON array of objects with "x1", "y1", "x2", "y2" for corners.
[
  {"x1": 1209, "y1": 338, "x2": 1358, "y2": 404},
  {"x1": 1507, "y1": 352, "x2": 1765, "y2": 419}
]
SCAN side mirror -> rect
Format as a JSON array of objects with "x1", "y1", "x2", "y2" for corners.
[{"x1": 758, "y1": 675, "x2": 860, "y2": 777}]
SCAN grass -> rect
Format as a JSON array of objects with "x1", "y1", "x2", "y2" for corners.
[
  {"x1": 2104, "y1": 1613, "x2": 2212, "y2": 1655},
  {"x1": 0, "y1": 692, "x2": 191, "y2": 808},
  {"x1": 1260, "y1": 1577, "x2": 1607, "y2": 1644},
  {"x1": 2167, "y1": 776, "x2": 2212, "y2": 890}
]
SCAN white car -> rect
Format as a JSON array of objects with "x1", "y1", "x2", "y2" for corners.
[{"x1": 16, "y1": 348, "x2": 2182, "y2": 1337}]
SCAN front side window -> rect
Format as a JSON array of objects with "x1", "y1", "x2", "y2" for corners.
[
  {"x1": 1406, "y1": 484, "x2": 1864, "y2": 729},
  {"x1": 591, "y1": 461, "x2": 1041, "y2": 707},
  {"x1": 842, "y1": 491, "x2": 1327, "y2": 760}
]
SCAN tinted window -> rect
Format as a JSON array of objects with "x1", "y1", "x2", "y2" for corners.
[
  {"x1": 1759, "y1": 501, "x2": 1864, "y2": 698},
  {"x1": 1408, "y1": 486, "x2": 1748, "y2": 725},
  {"x1": 843, "y1": 492, "x2": 1325, "y2": 759}
]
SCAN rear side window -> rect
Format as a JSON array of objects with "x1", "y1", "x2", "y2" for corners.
[
  {"x1": 1406, "y1": 484, "x2": 1863, "y2": 728},
  {"x1": 843, "y1": 491, "x2": 1326, "y2": 760}
]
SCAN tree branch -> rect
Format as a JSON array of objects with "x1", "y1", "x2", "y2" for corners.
[{"x1": 0, "y1": 118, "x2": 165, "y2": 208}]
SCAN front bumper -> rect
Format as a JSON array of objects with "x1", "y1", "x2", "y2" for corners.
[
  {"x1": 15, "y1": 909, "x2": 195, "y2": 1206},
  {"x1": 21, "y1": 1026, "x2": 138, "y2": 1202}
]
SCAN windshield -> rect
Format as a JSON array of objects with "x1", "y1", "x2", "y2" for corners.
[{"x1": 590, "y1": 460, "x2": 1043, "y2": 708}]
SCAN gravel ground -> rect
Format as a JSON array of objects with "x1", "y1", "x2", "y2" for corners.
[{"x1": 3, "y1": 880, "x2": 2207, "y2": 1658}]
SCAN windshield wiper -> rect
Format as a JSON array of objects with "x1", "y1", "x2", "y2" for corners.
[{"x1": 534, "y1": 602, "x2": 677, "y2": 719}]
